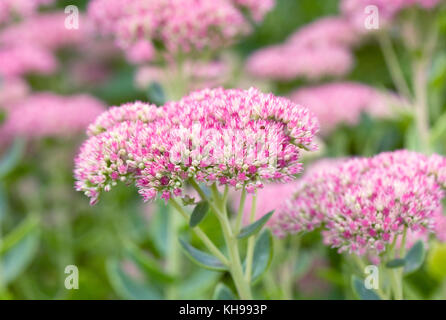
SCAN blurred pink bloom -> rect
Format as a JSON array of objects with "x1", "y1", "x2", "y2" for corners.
[
  {"x1": 289, "y1": 82, "x2": 390, "y2": 134},
  {"x1": 246, "y1": 44, "x2": 353, "y2": 81},
  {"x1": 0, "y1": 44, "x2": 57, "y2": 77},
  {"x1": 1, "y1": 93, "x2": 106, "y2": 140},
  {"x1": 0, "y1": 0, "x2": 54, "y2": 25},
  {"x1": 341, "y1": 0, "x2": 442, "y2": 31},
  {"x1": 135, "y1": 60, "x2": 231, "y2": 91},
  {"x1": 288, "y1": 16, "x2": 358, "y2": 48},
  {"x1": 233, "y1": 182, "x2": 297, "y2": 227},
  {"x1": 125, "y1": 39, "x2": 155, "y2": 64},
  {"x1": 0, "y1": 77, "x2": 29, "y2": 109},
  {"x1": 272, "y1": 151, "x2": 446, "y2": 256},
  {"x1": 0, "y1": 12, "x2": 90, "y2": 50},
  {"x1": 88, "y1": 0, "x2": 274, "y2": 61},
  {"x1": 232, "y1": 0, "x2": 275, "y2": 22}
]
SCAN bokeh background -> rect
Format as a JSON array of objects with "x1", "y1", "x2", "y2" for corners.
[{"x1": 1, "y1": 0, "x2": 446, "y2": 299}]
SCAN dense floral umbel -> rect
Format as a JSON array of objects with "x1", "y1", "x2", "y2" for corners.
[
  {"x1": 290, "y1": 82, "x2": 391, "y2": 134},
  {"x1": 1, "y1": 93, "x2": 105, "y2": 140},
  {"x1": 88, "y1": 0, "x2": 274, "y2": 59},
  {"x1": 74, "y1": 87, "x2": 319, "y2": 204},
  {"x1": 272, "y1": 151, "x2": 446, "y2": 256}
]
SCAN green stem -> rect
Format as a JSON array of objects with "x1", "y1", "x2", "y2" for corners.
[
  {"x1": 166, "y1": 210, "x2": 180, "y2": 299},
  {"x1": 234, "y1": 188, "x2": 247, "y2": 233},
  {"x1": 377, "y1": 32, "x2": 412, "y2": 100},
  {"x1": 211, "y1": 184, "x2": 253, "y2": 300},
  {"x1": 244, "y1": 192, "x2": 257, "y2": 283},
  {"x1": 281, "y1": 236, "x2": 300, "y2": 300},
  {"x1": 169, "y1": 198, "x2": 229, "y2": 266}
]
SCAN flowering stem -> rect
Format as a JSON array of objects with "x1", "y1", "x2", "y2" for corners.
[
  {"x1": 244, "y1": 192, "x2": 257, "y2": 283},
  {"x1": 166, "y1": 209, "x2": 180, "y2": 299},
  {"x1": 234, "y1": 188, "x2": 247, "y2": 233},
  {"x1": 211, "y1": 184, "x2": 253, "y2": 299},
  {"x1": 377, "y1": 32, "x2": 412, "y2": 100},
  {"x1": 169, "y1": 198, "x2": 229, "y2": 266}
]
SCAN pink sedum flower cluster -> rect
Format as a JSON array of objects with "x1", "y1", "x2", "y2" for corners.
[
  {"x1": 88, "y1": 0, "x2": 275, "y2": 60},
  {"x1": 1, "y1": 93, "x2": 105, "y2": 140},
  {"x1": 74, "y1": 87, "x2": 319, "y2": 205},
  {"x1": 246, "y1": 17, "x2": 356, "y2": 81},
  {"x1": 272, "y1": 151, "x2": 446, "y2": 256},
  {"x1": 289, "y1": 82, "x2": 391, "y2": 134}
]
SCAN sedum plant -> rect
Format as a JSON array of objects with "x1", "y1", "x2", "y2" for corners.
[{"x1": 74, "y1": 87, "x2": 319, "y2": 299}]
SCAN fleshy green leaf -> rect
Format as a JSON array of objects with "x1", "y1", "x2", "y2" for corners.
[
  {"x1": 125, "y1": 242, "x2": 176, "y2": 283},
  {"x1": 386, "y1": 258, "x2": 406, "y2": 268},
  {"x1": 237, "y1": 211, "x2": 274, "y2": 239},
  {"x1": 352, "y1": 276, "x2": 381, "y2": 300},
  {"x1": 146, "y1": 82, "x2": 166, "y2": 106},
  {"x1": 106, "y1": 258, "x2": 163, "y2": 300},
  {"x1": 250, "y1": 229, "x2": 273, "y2": 283},
  {"x1": 404, "y1": 240, "x2": 425, "y2": 274},
  {"x1": 427, "y1": 243, "x2": 446, "y2": 280},
  {"x1": 179, "y1": 269, "x2": 221, "y2": 299},
  {"x1": 189, "y1": 201, "x2": 209, "y2": 228},
  {"x1": 213, "y1": 283, "x2": 237, "y2": 300},
  {"x1": 179, "y1": 238, "x2": 227, "y2": 271},
  {"x1": 0, "y1": 137, "x2": 25, "y2": 179},
  {"x1": 0, "y1": 217, "x2": 40, "y2": 285}
]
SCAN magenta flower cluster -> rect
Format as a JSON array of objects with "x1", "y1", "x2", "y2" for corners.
[
  {"x1": 272, "y1": 151, "x2": 446, "y2": 256},
  {"x1": 88, "y1": 0, "x2": 275, "y2": 60},
  {"x1": 74, "y1": 87, "x2": 319, "y2": 204}
]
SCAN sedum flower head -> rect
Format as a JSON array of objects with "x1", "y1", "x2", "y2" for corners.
[
  {"x1": 272, "y1": 151, "x2": 446, "y2": 256},
  {"x1": 74, "y1": 87, "x2": 319, "y2": 204}
]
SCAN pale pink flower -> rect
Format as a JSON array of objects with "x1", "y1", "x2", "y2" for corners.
[
  {"x1": 74, "y1": 87, "x2": 319, "y2": 204},
  {"x1": 232, "y1": 0, "x2": 276, "y2": 22},
  {"x1": 290, "y1": 82, "x2": 390, "y2": 134},
  {"x1": 0, "y1": 13, "x2": 89, "y2": 50},
  {"x1": 246, "y1": 44, "x2": 353, "y2": 81},
  {"x1": 0, "y1": 44, "x2": 57, "y2": 77},
  {"x1": 341, "y1": 0, "x2": 442, "y2": 31},
  {"x1": 272, "y1": 151, "x2": 446, "y2": 256},
  {"x1": 125, "y1": 39, "x2": 155, "y2": 64},
  {"x1": 0, "y1": 0, "x2": 54, "y2": 25},
  {"x1": 288, "y1": 17, "x2": 357, "y2": 48},
  {"x1": 88, "y1": 0, "x2": 269, "y2": 60},
  {"x1": 0, "y1": 77, "x2": 29, "y2": 110},
  {"x1": 1, "y1": 93, "x2": 106, "y2": 140}
]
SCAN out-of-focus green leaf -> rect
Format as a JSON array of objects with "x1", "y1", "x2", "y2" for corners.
[
  {"x1": 179, "y1": 269, "x2": 221, "y2": 299},
  {"x1": 179, "y1": 238, "x2": 227, "y2": 271},
  {"x1": 351, "y1": 276, "x2": 381, "y2": 300},
  {"x1": 404, "y1": 241, "x2": 425, "y2": 274},
  {"x1": 0, "y1": 217, "x2": 39, "y2": 285},
  {"x1": 106, "y1": 258, "x2": 163, "y2": 300},
  {"x1": 427, "y1": 243, "x2": 446, "y2": 280},
  {"x1": 237, "y1": 211, "x2": 273, "y2": 239},
  {"x1": 0, "y1": 137, "x2": 25, "y2": 179},
  {"x1": 189, "y1": 201, "x2": 209, "y2": 228},
  {"x1": 213, "y1": 283, "x2": 237, "y2": 300},
  {"x1": 386, "y1": 258, "x2": 406, "y2": 268},
  {"x1": 146, "y1": 82, "x2": 166, "y2": 106},
  {"x1": 149, "y1": 200, "x2": 169, "y2": 256},
  {"x1": 250, "y1": 229, "x2": 273, "y2": 283},
  {"x1": 125, "y1": 242, "x2": 176, "y2": 284}
]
